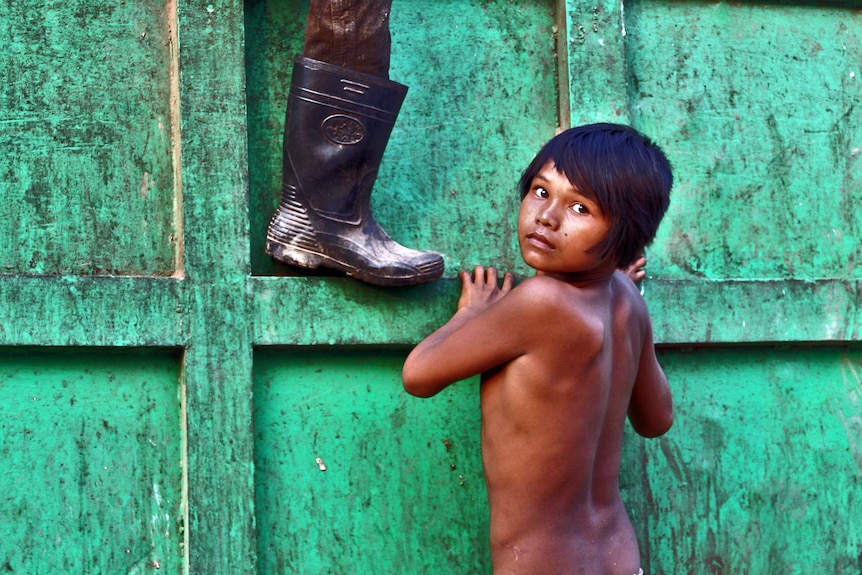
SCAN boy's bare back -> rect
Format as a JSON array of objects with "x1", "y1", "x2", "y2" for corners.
[
  {"x1": 482, "y1": 269, "x2": 668, "y2": 575},
  {"x1": 404, "y1": 268, "x2": 670, "y2": 575}
]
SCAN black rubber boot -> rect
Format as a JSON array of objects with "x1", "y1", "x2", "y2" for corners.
[{"x1": 266, "y1": 56, "x2": 444, "y2": 286}]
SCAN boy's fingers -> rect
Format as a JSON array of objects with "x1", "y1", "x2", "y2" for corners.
[
  {"x1": 501, "y1": 271, "x2": 515, "y2": 292},
  {"x1": 465, "y1": 266, "x2": 512, "y2": 289},
  {"x1": 472, "y1": 265, "x2": 485, "y2": 284},
  {"x1": 485, "y1": 266, "x2": 499, "y2": 285}
]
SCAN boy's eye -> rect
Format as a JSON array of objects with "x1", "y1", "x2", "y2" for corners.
[
  {"x1": 533, "y1": 186, "x2": 548, "y2": 198},
  {"x1": 571, "y1": 202, "x2": 588, "y2": 214}
]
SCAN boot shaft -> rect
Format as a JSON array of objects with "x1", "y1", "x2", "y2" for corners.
[
  {"x1": 267, "y1": 56, "x2": 444, "y2": 286},
  {"x1": 283, "y1": 56, "x2": 408, "y2": 223}
]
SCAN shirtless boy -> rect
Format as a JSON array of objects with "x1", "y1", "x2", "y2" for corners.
[{"x1": 402, "y1": 123, "x2": 674, "y2": 575}]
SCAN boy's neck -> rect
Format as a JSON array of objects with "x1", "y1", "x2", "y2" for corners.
[{"x1": 535, "y1": 264, "x2": 617, "y2": 288}]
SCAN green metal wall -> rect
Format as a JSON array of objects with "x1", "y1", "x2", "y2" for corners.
[
  {"x1": 1, "y1": 0, "x2": 860, "y2": 573},
  {"x1": 0, "y1": 350, "x2": 184, "y2": 573}
]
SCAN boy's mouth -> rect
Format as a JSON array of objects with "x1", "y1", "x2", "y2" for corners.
[{"x1": 525, "y1": 232, "x2": 554, "y2": 250}]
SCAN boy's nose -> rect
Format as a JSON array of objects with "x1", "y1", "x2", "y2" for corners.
[{"x1": 537, "y1": 207, "x2": 559, "y2": 228}]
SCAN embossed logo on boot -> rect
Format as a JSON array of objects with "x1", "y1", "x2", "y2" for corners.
[{"x1": 322, "y1": 114, "x2": 365, "y2": 145}]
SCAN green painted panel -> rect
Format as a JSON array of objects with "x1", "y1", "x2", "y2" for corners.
[
  {"x1": 0, "y1": 0, "x2": 179, "y2": 276},
  {"x1": 249, "y1": 276, "x2": 862, "y2": 346},
  {"x1": 245, "y1": 0, "x2": 559, "y2": 278},
  {"x1": 622, "y1": 1, "x2": 862, "y2": 281},
  {"x1": 643, "y1": 278, "x2": 862, "y2": 344},
  {"x1": 631, "y1": 346, "x2": 862, "y2": 574},
  {"x1": 0, "y1": 349, "x2": 184, "y2": 574},
  {"x1": 563, "y1": 0, "x2": 629, "y2": 123},
  {"x1": 254, "y1": 349, "x2": 490, "y2": 574},
  {"x1": 250, "y1": 276, "x2": 457, "y2": 345},
  {"x1": 180, "y1": 287, "x2": 256, "y2": 575},
  {"x1": 0, "y1": 277, "x2": 184, "y2": 347},
  {"x1": 176, "y1": 0, "x2": 257, "y2": 569}
]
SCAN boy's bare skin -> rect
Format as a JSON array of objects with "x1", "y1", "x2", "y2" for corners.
[{"x1": 403, "y1": 159, "x2": 672, "y2": 575}]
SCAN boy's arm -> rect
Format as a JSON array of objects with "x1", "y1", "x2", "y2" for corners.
[
  {"x1": 627, "y1": 318, "x2": 673, "y2": 438},
  {"x1": 402, "y1": 266, "x2": 518, "y2": 398}
]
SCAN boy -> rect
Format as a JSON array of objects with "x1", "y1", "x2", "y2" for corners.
[{"x1": 402, "y1": 123, "x2": 674, "y2": 575}]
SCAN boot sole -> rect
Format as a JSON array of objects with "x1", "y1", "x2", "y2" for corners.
[
  {"x1": 266, "y1": 238, "x2": 443, "y2": 287},
  {"x1": 266, "y1": 237, "x2": 326, "y2": 270}
]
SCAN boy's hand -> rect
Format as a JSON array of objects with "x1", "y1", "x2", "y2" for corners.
[
  {"x1": 457, "y1": 266, "x2": 514, "y2": 313},
  {"x1": 620, "y1": 254, "x2": 647, "y2": 284}
]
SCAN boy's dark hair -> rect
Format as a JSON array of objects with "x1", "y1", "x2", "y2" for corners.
[{"x1": 518, "y1": 123, "x2": 672, "y2": 268}]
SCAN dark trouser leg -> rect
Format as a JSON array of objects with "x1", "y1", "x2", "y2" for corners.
[{"x1": 303, "y1": 0, "x2": 393, "y2": 78}]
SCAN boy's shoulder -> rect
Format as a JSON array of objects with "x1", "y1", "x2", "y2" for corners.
[
  {"x1": 610, "y1": 271, "x2": 650, "y2": 311},
  {"x1": 512, "y1": 273, "x2": 649, "y2": 322},
  {"x1": 515, "y1": 273, "x2": 631, "y2": 300},
  {"x1": 506, "y1": 276, "x2": 622, "y2": 354},
  {"x1": 509, "y1": 275, "x2": 601, "y2": 322},
  {"x1": 513, "y1": 274, "x2": 577, "y2": 301}
]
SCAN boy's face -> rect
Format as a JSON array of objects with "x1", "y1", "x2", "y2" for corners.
[{"x1": 518, "y1": 161, "x2": 614, "y2": 280}]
